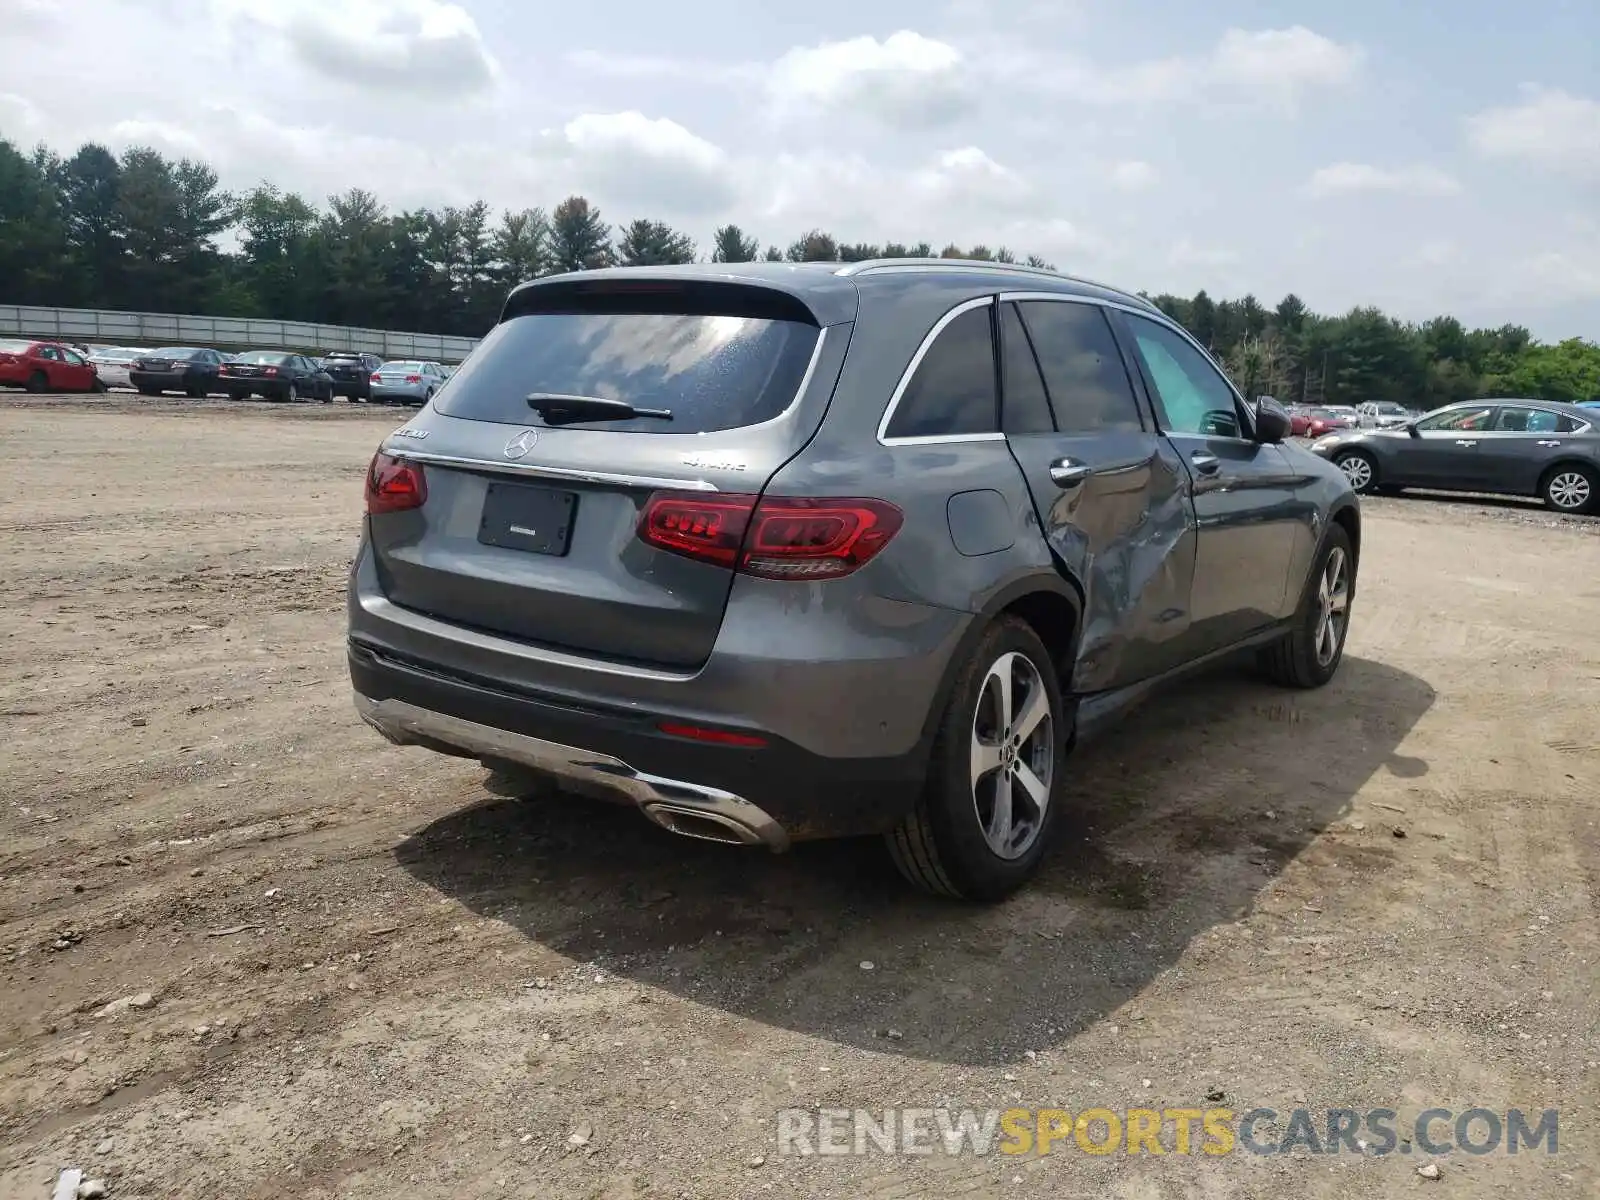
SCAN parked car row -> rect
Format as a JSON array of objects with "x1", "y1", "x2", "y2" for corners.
[{"x1": 1, "y1": 339, "x2": 454, "y2": 405}]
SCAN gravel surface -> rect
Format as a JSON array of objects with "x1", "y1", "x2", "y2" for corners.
[{"x1": 2, "y1": 394, "x2": 1597, "y2": 1198}]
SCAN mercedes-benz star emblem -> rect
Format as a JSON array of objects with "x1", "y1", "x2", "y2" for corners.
[{"x1": 503, "y1": 429, "x2": 540, "y2": 459}]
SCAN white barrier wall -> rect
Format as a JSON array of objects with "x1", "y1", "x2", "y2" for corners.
[{"x1": 0, "y1": 305, "x2": 482, "y2": 363}]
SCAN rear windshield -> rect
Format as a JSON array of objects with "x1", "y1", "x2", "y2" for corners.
[
  {"x1": 0, "y1": 339, "x2": 32, "y2": 353},
  {"x1": 149, "y1": 347, "x2": 201, "y2": 359},
  {"x1": 434, "y1": 312, "x2": 821, "y2": 434},
  {"x1": 233, "y1": 351, "x2": 292, "y2": 365}
]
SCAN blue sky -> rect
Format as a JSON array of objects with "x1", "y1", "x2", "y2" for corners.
[{"x1": 2, "y1": 0, "x2": 1597, "y2": 337}]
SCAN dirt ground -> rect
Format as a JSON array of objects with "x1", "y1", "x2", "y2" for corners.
[{"x1": 1, "y1": 394, "x2": 1597, "y2": 1199}]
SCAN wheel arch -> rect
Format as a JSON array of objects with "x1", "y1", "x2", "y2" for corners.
[
  {"x1": 1537, "y1": 457, "x2": 1598, "y2": 494},
  {"x1": 915, "y1": 573, "x2": 1084, "y2": 755}
]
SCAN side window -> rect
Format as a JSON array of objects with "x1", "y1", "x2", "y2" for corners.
[
  {"x1": 62, "y1": 349, "x2": 86, "y2": 365},
  {"x1": 39, "y1": 346, "x2": 62, "y2": 361},
  {"x1": 884, "y1": 304, "x2": 998, "y2": 439},
  {"x1": 1123, "y1": 314, "x2": 1242, "y2": 438},
  {"x1": 1556, "y1": 413, "x2": 1584, "y2": 433},
  {"x1": 1416, "y1": 406, "x2": 1493, "y2": 432},
  {"x1": 998, "y1": 303, "x2": 1054, "y2": 434},
  {"x1": 1019, "y1": 302, "x2": 1144, "y2": 434}
]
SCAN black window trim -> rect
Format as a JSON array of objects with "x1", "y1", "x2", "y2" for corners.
[
  {"x1": 997, "y1": 300, "x2": 1056, "y2": 434},
  {"x1": 1009, "y1": 295, "x2": 1151, "y2": 434},
  {"x1": 877, "y1": 296, "x2": 1005, "y2": 446}
]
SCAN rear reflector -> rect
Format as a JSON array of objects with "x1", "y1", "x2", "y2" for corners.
[
  {"x1": 365, "y1": 451, "x2": 427, "y2": 514},
  {"x1": 638, "y1": 493, "x2": 903, "y2": 581},
  {"x1": 656, "y1": 721, "x2": 767, "y2": 748}
]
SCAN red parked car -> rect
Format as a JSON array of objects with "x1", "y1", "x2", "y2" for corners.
[
  {"x1": 0, "y1": 339, "x2": 105, "y2": 393},
  {"x1": 1303, "y1": 407, "x2": 1356, "y2": 438}
]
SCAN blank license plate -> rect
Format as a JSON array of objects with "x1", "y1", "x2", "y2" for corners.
[{"x1": 477, "y1": 482, "x2": 577, "y2": 556}]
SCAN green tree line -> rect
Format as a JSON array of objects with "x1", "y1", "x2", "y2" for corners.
[{"x1": 3, "y1": 135, "x2": 1597, "y2": 405}]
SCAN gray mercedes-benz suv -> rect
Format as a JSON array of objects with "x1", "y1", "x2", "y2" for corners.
[{"x1": 348, "y1": 260, "x2": 1360, "y2": 900}]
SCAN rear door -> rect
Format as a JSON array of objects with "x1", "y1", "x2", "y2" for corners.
[
  {"x1": 37, "y1": 345, "x2": 68, "y2": 387},
  {"x1": 1113, "y1": 310, "x2": 1304, "y2": 654},
  {"x1": 367, "y1": 282, "x2": 836, "y2": 670},
  {"x1": 1473, "y1": 405, "x2": 1585, "y2": 494},
  {"x1": 999, "y1": 297, "x2": 1195, "y2": 690},
  {"x1": 59, "y1": 346, "x2": 96, "y2": 390}
]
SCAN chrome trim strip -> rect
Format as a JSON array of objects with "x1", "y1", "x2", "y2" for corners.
[
  {"x1": 876, "y1": 296, "x2": 997, "y2": 446},
  {"x1": 354, "y1": 596, "x2": 699, "y2": 683},
  {"x1": 354, "y1": 693, "x2": 790, "y2": 852},
  {"x1": 383, "y1": 449, "x2": 719, "y2": 493}
]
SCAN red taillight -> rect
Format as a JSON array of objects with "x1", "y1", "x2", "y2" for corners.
[
  {"x1": 638, "y1": 493, "x2": 903, "y2": 581},
  {"x1": 365, "y1": 451, "x2": 427, "y2": 514},
  {"x1": 370, "y1": 373, "x2": 382, "y2": 384},
  {"x1": 656, "y1": 721, "x2": 767, "y2": 748},
  {"x1": 264, "y1": 366, "x2": 278, "y2": 377}
]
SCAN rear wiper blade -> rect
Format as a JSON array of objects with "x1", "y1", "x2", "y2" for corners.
[{"x1": 525, "y1": 392, "x2": 672, "y2": 425}]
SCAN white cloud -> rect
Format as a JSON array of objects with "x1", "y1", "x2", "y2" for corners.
[
  {"x1": 535, "y1": 112, "x2": 737, "y2": 217},
  {"x1": 211, "y1": 0, "x2": 497, "y2": 95},
  {"x1": 1109, "y1": 160, "x2": 1159, "y2": 191},
  {"x1": 1209, "y1": 27, "x2": 1362, "y2": 96},
  {"x1": 1305, "y1": 162, "x2": 1462, "y2": 199},
  {"x1": 1466, "y1": 87, "x2": 1600, "y2": 175},
  {"x1": 1029, "y1": 25, "x2": 1360, "y2": 111},
  {"x1": 768, "y1": 31, "x2": 971, "y2": 128}
]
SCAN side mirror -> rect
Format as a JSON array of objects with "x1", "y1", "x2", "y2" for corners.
[{"x1": 1253, "y1": 396, "x2": 1291, "y2": 444}]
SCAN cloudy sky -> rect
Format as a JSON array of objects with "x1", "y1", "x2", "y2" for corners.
[{"x1": 2, "y1": 0, "x2": 1597, "y2": 337}]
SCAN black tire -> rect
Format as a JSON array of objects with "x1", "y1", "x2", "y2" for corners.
[
  {"x1": 887, "y1": 617, "x2": 1067, "y2": 901},
  {"x1": 26, "y1": 370, "x2": 48, "y2": 394},
  {"x1": 138, "y1": 386, "x2": 160, "y2": 397},
  {"x1": 1332, "y1": 450, "x2": 1378, "y2": 495},
  {"x1": 1260, "y1": 522, "x2": 1355, "y2": 689},
  {"x1": 90, "y1": 378, "x2": 108, "y2": 394},
  {"x1": 1540, "y1": 462, "x2": 1598, "y2": 515}
]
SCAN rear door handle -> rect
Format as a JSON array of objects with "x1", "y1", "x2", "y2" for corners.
[
  {"x1": 1455, "y1": 439, "x2": 1477, "y2": 447},
  {"x1": 1048, "y1": 458, "x2": 1093, "y2": 488},
  {"x1": 1189, "y1": 451, "x2": 1222, "y2": 476},
  {"x1": 1538, "y1": 440, "x2": 1561, "y2": 447}
]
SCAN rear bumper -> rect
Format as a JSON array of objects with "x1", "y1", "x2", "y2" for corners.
[
  {"x1": 372, "y1": 385, "x2": 427, "y2": 403},
  {"x1": 129, "y1": 371, "x2": 194, "y2": 390},
  {"x1": 348, "y1": 639, "x2": 927, "y2": 842}
]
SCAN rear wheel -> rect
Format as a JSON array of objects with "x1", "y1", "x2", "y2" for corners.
[
  {"x1": 1541, "y1": 464, "x2": 1596, "y2": 514},
  {"x1": 26, "y1": 370, "x2": 48, "y2": 394},
  {"x1": 1333, "y1": 450, "x2": 1378, "y2": 494},
  {"x1": 138, "y1": 386, "x2": 160, "y2": 397},
  {"x1": 90, "y1": 377, "x2": 108, "y2": 394},
  {"x1": 887, "y1": 617, "x2": 1066, "y2": 901},
  {"x1": 1260, "y1": 523, "x2": 1354, "y2": 689}
]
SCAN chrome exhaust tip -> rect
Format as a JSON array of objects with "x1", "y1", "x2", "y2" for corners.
[{"x1": 642, "y1": 803, "x2": 767, "y2": 847}]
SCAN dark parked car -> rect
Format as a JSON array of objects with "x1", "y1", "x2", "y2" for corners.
[
  {"x1": 320, "y1": 351, "x2": 386, "y2": 401},
  {"x1": 347, "y1": 261, "x2": 1360, "y2": 899},
  {"x1": 128, "y1": 347, "x2": 226, "y2": 397},
  {"x1": 220, "y1": 351, "x2": 333, "y2": 402},
  {"x1": 1310, "y1": 398, "x2": 1599, "y2": 513}
]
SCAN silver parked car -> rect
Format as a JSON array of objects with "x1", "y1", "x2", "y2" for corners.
[
  {"x1": 348, "y1": 261, "x2": 1361, "y2": 899},
  {"x1": 86, "y1": 346, "x2": 151, "y2": 390},
  {"x1": 1357, "y1": 401, "x2": 1414, "y2": 429},
  {"x1": 370, "y1": 360, "x2": 448, "y2": 406}
]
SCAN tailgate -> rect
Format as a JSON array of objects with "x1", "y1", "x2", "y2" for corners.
[{"x1": 366, "y1": 279, "x2": 840, "y2": 670}]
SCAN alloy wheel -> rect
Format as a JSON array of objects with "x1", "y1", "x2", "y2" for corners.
[
  {"x1": 1337, "y1": 454, "x2": 1373, "y2": 492},
  {"x1": 1547, "y1": 471, "x2": 1591, "y2": 511},
  {"x1": 970, "y1": 651, "x2": 1055, "y2": 860},
  {"x1": 1314, "y1": 546, "x2": 1350, "y2": 667}
]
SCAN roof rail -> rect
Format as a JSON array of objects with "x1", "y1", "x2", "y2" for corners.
[{"x1": 833, "y1": 258, "x2": 1159, "y2": 311}]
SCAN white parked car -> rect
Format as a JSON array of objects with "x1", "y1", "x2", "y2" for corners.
[
  {"x1": 86, "y1": 346, "x2": 151, "y2": 391},
  {"x1": 1357, "y1": 401, "x2": 1416, "y2": 429}
]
